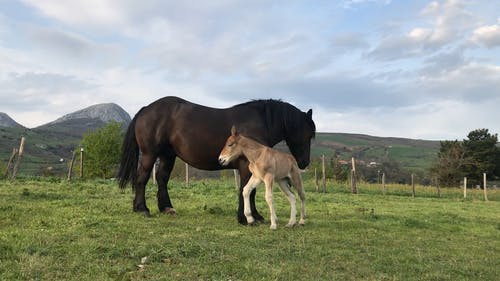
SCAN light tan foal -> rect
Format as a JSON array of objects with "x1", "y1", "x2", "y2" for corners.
[{"x1": 218, "y1": 126, "x2": 306, "y2": 230}]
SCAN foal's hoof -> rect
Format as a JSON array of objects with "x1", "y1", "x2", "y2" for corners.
[{"x1": 162, "y1": 208, "x2": 177, "y2": 216}]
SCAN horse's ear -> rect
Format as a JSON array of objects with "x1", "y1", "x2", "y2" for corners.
[
  {"x1": 306, "y1": 109, "x2": 312, "y2": 119},
  {"x1": 231, "y1": 125, "x2": 238, "y2": 136}
]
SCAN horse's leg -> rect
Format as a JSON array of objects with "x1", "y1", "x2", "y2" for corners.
[
  {"x1": 242, "y1": 175, "x2": 261, "y2": 225},
  {"x1": 264, "y1": 174, "x2": 277, "y2": 230},
  {"x1": 133, "y1": 153, "x2": 156, "y2": 217},
  {"x1": 292, "y1": 169, "x2": 306, "y2": 225},
  {"x1": 157, "y1": 153, "x2": 177, "y2": 215},
  {"x1": 237, "y1": 162, "x2": 264, "y2": 224},
  {"x1": 278, "y1": 179, "x2": 297, "y2": 227}
]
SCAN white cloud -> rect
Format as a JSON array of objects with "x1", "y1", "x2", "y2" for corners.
[
  {"x1": 27, "y1": 26, "x2": 122, "y2": 62},
  {"x1": 342, "y1": 0, "x2": 392, "y2": 9},
  {"x1": 418, "y1": 62, "x2": 500, "y2": 102},
  {"x1": 20, "y1": 0, "x2": 126, "y2": 27},
  {"x1": 471, "y1": 18, "x2": 500, "y2": 48},
  {"x1": 332, "y1": 32, "x2": 369, "y2": 52},
  {"x1": 368, "y1": 0, "x2": 474, "y2": 61}
]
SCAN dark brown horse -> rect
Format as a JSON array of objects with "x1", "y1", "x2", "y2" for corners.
[{"x1": 118, "y1": 96, "x2": 315, "y2": 224}]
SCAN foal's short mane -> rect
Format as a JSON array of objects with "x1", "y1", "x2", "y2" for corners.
[{"x1": 234, "y1": 99, "x2": 316, "y2": 139}]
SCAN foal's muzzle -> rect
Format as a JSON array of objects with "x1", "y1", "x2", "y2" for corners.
[{"x1": 218, "y1": 156, "x2": 228, "y2": 166}]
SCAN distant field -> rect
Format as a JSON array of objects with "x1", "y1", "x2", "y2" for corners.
[
  {"x1": 312, "y1": 133, "x2": 440, "y2": 172},
  {"x1": 1, "y1": 178, "x2": 498, "y2": 280}
]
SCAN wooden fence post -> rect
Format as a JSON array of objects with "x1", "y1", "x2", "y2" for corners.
[
  {"x1": 321, "y1": 155, "x2": 326, "y2": 193},
  {"x1": 67, "y1": 150, "x2": 77, "y2": 180},
  {"x1": 233, "y1": 170, "x2": 239, "y2": 191},
  {"x1": 185, "y1": 163, "x2": 189, "y2": 188},
  {"x1": 314, "y1": 168, "x2": 319, "y2": 192},
  {"x1": 351, "y1": 157, "x2": 357, "y2": 194},
  {"x1": 5, "y1": 148, "x2": 17, "y2": 177},
  {"x1": 411, "y1": 173, "x2": 415, "y2": 198},
  {"x1": 463, "y1": 177, "x2": 467, "y2": 199},
  {"x1": 436, "y1": 178, "x2": 441, "y2": 198},
  {"x1": 11, "y1": 137, "x2": 25, "y2": 179},
  {"x1": 483, "y1": 173, "x2": 488, "y2": 201},
  {"x1": 79, "y1": 148, "x2": 84, "y2": 178},
  {"x1": 382, "y1": 172, "x2": 386, "y2": 195}
]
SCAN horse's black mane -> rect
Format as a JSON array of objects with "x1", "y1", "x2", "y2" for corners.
[{"x1": 235, "y1": 99, "x2": 316, "y2": 138}]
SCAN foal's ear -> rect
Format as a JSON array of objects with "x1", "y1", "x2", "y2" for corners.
[
  {"x1": 231, "y1": 125, "x2": 238, "y2": 136},
  {"x1": 306, "y1": 109, "x2": 312, "y2": 119}
]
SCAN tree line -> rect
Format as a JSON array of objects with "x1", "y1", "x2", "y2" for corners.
[{"x1": 431, "y1": 128, "x2": 500, "y2": 187}]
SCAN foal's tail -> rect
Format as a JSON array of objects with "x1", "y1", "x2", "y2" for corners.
[{"x1": 117, "y1": 111, "x2": 141, "y2": 189}]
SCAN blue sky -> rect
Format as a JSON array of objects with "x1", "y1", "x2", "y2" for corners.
[{"x1": 0, "y1": 0, "x2": 499, "y2": 140}]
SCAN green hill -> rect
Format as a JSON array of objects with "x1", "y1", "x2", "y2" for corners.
[
  {"x1": 311, "y1": 132, "x2": 440, "y2": 172},
  {"x1": 1, "y1": 119, "x2": 440, "y2": 177}
]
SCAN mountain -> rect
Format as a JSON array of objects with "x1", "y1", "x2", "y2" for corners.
[
  {"x1": 1, "y1": 103, "x2": 132, "y2": 176},
  {"x1": 0, "y1": 113, "x2": 24, "y2": 128},
  {"x1": 34, "y1": 103, "x2": 131, "y2": 137},
  {"x1": 49, "y1": 103, "x2": 131, "y2": 125}
]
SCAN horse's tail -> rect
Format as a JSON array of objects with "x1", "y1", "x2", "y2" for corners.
[{"x1": 118, "y1": 111, "x2": 141, "y2": 189}]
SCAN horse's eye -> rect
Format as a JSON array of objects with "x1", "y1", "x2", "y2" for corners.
[{"x1": 228, "y1": 143, "x2": 234, "y2": 147}]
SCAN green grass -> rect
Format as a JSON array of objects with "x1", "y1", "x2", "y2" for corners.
[{"x1": 0, "y1": 178, "x2": 499, "y2": 280}]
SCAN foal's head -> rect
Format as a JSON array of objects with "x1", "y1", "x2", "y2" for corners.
[{"x1": 218, "y1": 126, "x2": 243, "y2": 166}]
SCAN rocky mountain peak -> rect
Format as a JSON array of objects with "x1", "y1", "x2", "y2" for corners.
[
  {"x1": 0, "y1": 112, "x2": 23, "y2": 128},
  {"x1": 49, "y1": 103, "x2": 131, "y2": 125}
]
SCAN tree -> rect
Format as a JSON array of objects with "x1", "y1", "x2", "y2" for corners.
[
  {"x1": 80, "y1": 122, "x2": 124, "y2": 179},
  {"x1": 430, "y1": 140, "x2": 465, "y2": 187},
  {"x1": 462, "y1": 129, "x2": 499, "y2": 184},
  {"x1": 332, "y1": 156, "x2": 348, "y2": 183}
]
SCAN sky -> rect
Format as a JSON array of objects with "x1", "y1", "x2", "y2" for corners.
[{"x1": 0, "y1": 0, "x2": 499, "y2": 140}]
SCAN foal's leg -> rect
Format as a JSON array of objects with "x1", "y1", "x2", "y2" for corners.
[
  {"x1": 156, "y1": 153, "x2": 177, "y2": 215},
  {"x1": 242, "y1": 175, "x2": 261, "y2": 225},
  {"x1": 264, "y1": 174, "x2": 277, "y2": 230},
  {"x1": 133, "y1": 153, "x2": 156, "y2": 217},
  {"x1": 237, "y1": 161, "x2": 264, "y2": 224},
  {"x1": 278, "y1": 179, "x2": 297, "y2": 227}
]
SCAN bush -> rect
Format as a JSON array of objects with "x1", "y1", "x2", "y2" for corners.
[{"x1": 79, "y1": 122, "x2": 124, "y2": 179}]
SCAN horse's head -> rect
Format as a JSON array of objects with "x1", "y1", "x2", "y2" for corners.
[
  {"x1": 286, "y1": 109, "x2": 315, "y2": 169},
  {"x1": 218, "y1": 125, "x2": 243, "y2": 166}
]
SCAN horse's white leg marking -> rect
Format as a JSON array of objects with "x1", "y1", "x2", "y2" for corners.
[
  {"x1": 242, "y1": 175, "x2": 261, "y2": 224},
  {"x1": 278, "y1": 179, "x2": 297, "y2": 227},
  {"x1": 264, "y1": 174, "x2": 277, "y2": 230}
]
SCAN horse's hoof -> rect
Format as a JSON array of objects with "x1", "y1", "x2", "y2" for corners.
[
  {"x1": 134, "y1": 208, "x2": 151, "y2": 218},
  {"x1": 285, "y1": 223, "x2": 296, "y2": 228},
  {"x1": 270, "y1": 225, "x2": 277, "y2": 230},
  {"x1": 163, "y1": 208, "x2": 177, "y2": 216},
  {"x1": 141, "y1": 211, "x2": 151, "y2": 218},
  {"x1": 299, "y1": 219, "x2": 305, "y2": 225},
  {"x1": 248, "y1": 221, "x2": 259, "y2": 227},
  {"x1": 253, "y1": 213, "x2": 265, "y2": 223}
]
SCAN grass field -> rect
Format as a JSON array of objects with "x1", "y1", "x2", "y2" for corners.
[{"x1": 0, "y1": 178, "x2": 499, "y2": 280}]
